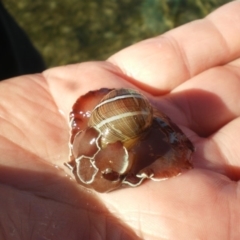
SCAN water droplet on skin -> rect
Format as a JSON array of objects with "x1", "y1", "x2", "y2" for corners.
[{"x1": 58, "y1": 109, "x2": 65, "y2": 116}]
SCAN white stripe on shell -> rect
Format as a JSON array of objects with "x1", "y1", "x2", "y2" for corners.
[
  {"x1": 95, "y1": 110, "x2": 149, "y2": 129},
  {"x1": 93, "y1": 92, "x2": 143, "y2": 111}
]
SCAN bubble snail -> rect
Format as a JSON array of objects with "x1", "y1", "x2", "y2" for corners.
[{"x1": 65, "y1": 88, "x2": 194, "y2": 193}]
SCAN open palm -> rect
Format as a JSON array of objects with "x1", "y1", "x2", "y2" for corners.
[{"x1": 1, "y1": 2, "x2": 240, "y2": 239}]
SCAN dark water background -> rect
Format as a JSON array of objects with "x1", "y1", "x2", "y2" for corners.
[{"x1": 4, "y1": 0, "x2": 232, "y2": 67}]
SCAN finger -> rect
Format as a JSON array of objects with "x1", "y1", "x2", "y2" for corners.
[
  {"x1": 108, "y1": 1, "x2": 240, "y2": 94},
  {"x1": 199, "y1": 117, "x2": 240, "y2": 180},
  {"x1": 157, "y1": 61, "x2": 240, "y2": 137}
]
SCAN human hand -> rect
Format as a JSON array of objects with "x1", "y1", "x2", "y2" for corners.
[{"x1": 0, "y1": 1, "x2": 240, "y2": 239}]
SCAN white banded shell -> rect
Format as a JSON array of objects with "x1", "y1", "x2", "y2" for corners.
[{"x1": 88, "y1": 89, "x2": 153, "y2": 148}]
